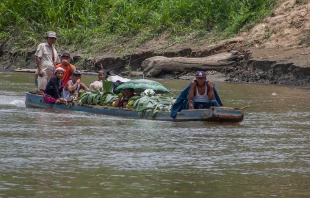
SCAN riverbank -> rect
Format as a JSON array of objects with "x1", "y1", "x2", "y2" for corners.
[
  {"x1": 0, "y1": 0, "x2": 309, "y2": 85},
  {"x1": 1, "y1": 45, "x2": 310, "y2": 86}
]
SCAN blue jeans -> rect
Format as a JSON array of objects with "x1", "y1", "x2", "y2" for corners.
[{"x1": 188, "y1": 100, "x2": 220, "y2": 109}]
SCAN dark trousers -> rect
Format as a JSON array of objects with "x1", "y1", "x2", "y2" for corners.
[{"x1": 188, "y1": 100, "x2": 220, "y2": 109}]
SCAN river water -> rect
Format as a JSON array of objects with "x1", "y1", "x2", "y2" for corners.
[{"x1": 0, "y1": 72, "x2": 309, "y2": 198}]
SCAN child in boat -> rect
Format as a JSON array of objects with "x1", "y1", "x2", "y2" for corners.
[
  {"x1": 98, "y1": 70, "x2": 105, "y2": 81},
  {"x1": 43, "y1": 67, "x2": 67, "y2": 104},
  {"x1": 63, "y1": 70, "x2": 89, "y2": 101},
  {"x1": 113, "y1": 88, "x2": 134, "y2": 108},
  {"x1": 170, "y1": 71, "x2": 223, "y2": 118},
  {"x1": 89, "y1": 70, "x2": 105, "y2": 91}
]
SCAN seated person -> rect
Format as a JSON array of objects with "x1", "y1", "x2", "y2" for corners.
[
  {"x1": 170, "y1": 71, "x2": 223, "y2": 118},
  {"x1": 55, "y1": 52, "x2": 76, "y2": 88},
  {"x1": 187, "y1": 71, "x2": 221, "y2": 109},
  {"x1": 43, "y1": 67, "x2": 67, "y2": 104},
  {"x1": 89, "y1": 70, "x2": 105, "y2": 91},
  {"x1": 63, "y1": 70, "x2": 89, "y2": 100},
  {"x1": 113, "y1": 88, "x2": 134, "y2": 108},
  {"x1": 97, "y1": 70, "x2": 105, "y2": 81}
]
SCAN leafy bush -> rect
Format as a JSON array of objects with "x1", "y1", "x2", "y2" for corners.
[{"x1": 0, "y1": 0, "x2": 276, "y2": 50}]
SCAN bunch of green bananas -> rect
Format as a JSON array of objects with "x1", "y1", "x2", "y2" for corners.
[
  {"x1": 78, "y1": 90, "x2": 102, "y2": 105},
  {"x1": 126, "y1": 96, "x2": 141, "y2": 109},
  {"x1": 99, "y1": 93, "x2": 119, "y2": 106}
]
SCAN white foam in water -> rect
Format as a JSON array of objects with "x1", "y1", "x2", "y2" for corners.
[
  {"x1": 0, "y1": 96, "x2": 25, "y2": 108},
  {"x1": 9, "y1": 100, "x2": 25, "y2": 107}
]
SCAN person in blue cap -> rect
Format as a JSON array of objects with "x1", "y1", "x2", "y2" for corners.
[
  {"x1": 170, "y1": 71, "x2": 223, "y2": 119},
  {"x1": 63, "y1": 70, "x2": 89, "y2": 100}
]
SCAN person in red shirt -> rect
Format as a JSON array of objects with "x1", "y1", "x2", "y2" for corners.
[{"x1": 55, "y1": 52, "x2": 76, "y2": 87}]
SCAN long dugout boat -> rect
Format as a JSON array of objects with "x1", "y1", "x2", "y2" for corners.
[{"x1": 25, "y1": 92, "x2": 244, "y2": 122}]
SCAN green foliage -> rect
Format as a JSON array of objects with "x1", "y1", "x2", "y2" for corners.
[
  {"x1": 0, "y1": 0, "x2": 277, "y2": 51},
  {"x1": 126, "y1": 95, "x2": 141, "y2": 109},
  {"x1": 102, "y1": 81, "x2": 114, "y2": 94},
  {"x1": 133, "y1": 95, "x2": 175, "y2": 118},
  {"x1": 78, "y1": 90, "x2": 101, "y2": 105},
  {"x1": 77, "y1": 89, "x2": 175, "y2": 118}
]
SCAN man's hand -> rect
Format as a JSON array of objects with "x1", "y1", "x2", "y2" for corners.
[
  {"x1": 76, "y1": 79, "x2": 81, "y2": 84},
  {"x1": 38, "y1": 68, "x2": 43, "y2": 77},
  {"x1": 190, "y1": 80, "x2": 197, "y2": 88},
  {"x1": 188, "y1": 101, "x2": 194, "y2": 109},
  {"x1": 62, "y1": 59, "x2": 70, "y2": 66},
  {"x1": 187, "y1": 80, "x2": 197, "y2": 101},
  {"x1": 207, "y1": 81, "x2": 213, "y2": 89}
]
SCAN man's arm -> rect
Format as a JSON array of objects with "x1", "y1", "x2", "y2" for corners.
[
  {"x1": 187, "y1": 80, "x2": 196, "y2": 100},
  {"x1": 69, "y1": 65, "x2": 76, "y2": 73},
  {"x1": 207, "y1": 81, "x2": 215, "y2": 100},
  {"x1": 54, "y1": 48, "x2": 60, "y2": 65},
  {"x1": 35, "y1": 44, "x2": 44, "y2": 77},
  {"x1": 36, "y1": 56, "x2": 43, "y2": 77}
]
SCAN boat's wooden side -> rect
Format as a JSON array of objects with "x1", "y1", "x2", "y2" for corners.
[{"x1": 25, "y1": 93, "x2": 244, "y2": 122}]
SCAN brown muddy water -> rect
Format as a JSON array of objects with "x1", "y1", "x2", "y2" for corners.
[{"x1": 0, "y1": 72, "x2": 309, "y2": 198}]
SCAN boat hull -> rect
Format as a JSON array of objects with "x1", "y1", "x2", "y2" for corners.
[{"x1": 25, "y1": 93, "x2": 244, "y2": 122}]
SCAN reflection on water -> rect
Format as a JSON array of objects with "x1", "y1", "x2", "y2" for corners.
[{"x1": 0, "y1": 72, "x2": 309, "y2": 197}]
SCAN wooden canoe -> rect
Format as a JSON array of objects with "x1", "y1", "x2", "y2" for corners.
[{"x1": 25, "y1": 92, "x2": 244, "y2": 122}]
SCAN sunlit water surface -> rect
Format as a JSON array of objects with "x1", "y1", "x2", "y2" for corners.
[{"x1": 0, "y1": 72, "x2": 309, "y2": 198}]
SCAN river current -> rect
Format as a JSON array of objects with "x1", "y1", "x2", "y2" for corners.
[{"x1": 0, "y1": 72, "x2": 309, "y2": 198}]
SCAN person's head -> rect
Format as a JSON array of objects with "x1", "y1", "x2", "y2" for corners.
[
  {"x1": 55, "y1": 67, "x2": 65, "y2": 79},
  {"x1": 98, "y1": 70, "x2": 105, "y2": 81},
  {"x1": 46, "y1": 31, "x2": 57, "y2": 45},
  {"x1": 123, "y1": 88, "x2": 134, "y2": 99},
  {"x1": 72, "y1": 70, "x2": 82, "y2": 82},
  {"x1": 61, "y1": 52, "x2": 71, "y2": 66},
  {"x1": 195, "y1": 71, "x2": 207, "y2": 86}
]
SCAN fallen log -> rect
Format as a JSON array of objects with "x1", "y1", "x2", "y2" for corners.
[
  {"x1": 142, "y1": 51, "x2": 245, "y2": 77},
  {"x1": 120, "y1": 71, "x2": 144, "y2": 77},
  {"x1": 14, "y1": 68, "x2": 36, "y2": 73}
]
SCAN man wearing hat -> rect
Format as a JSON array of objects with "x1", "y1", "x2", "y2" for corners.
[
  {"x1": 55, "y1": 52, "x2": 76, "y2": 87},
  {"x1": 170, "y1": 71, "x2": 223, "y2": 119},
  {"x1": 34, "y1": 31, "x2": 60, "y2": 93}
]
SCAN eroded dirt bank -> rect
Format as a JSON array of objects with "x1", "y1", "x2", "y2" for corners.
[{"x1": 0, "y1": 0, "x2": 309, "y2": 85}]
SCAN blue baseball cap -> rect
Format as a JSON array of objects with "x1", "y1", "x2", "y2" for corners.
[{"x1": 73, "y1": 70, "x2": 82, "y2": 75}]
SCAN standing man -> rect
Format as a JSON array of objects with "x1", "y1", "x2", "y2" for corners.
[
  {"x1": 55, "y1": 52, "x2": 76, "y2": 87},
  {"x1": 35, "y1": 31, "x2": 60, "y2": 93}
]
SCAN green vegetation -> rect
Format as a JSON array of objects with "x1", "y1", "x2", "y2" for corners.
[
  {"x1": 77, "y1": 89, "x2": 175, "y2": 119},
  {"x1": 1, "y1": 0, "x2": 276, "y2": 53}
]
